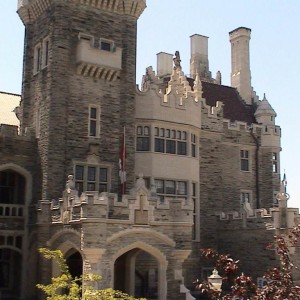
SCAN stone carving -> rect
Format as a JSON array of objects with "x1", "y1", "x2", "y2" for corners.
[
  {"x1": 61, "y1": 175, "x2": 80, "y2": 224},
  {"x1": 173, "y1": 51, "x2": 181, "y2": 69},
  {"x1": 135, "y1": 173, "x2": 146, "y2": 190}
]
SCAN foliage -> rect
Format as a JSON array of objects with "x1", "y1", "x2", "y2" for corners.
[
  {"x1": 37, "y1": 248, "x2": 145, "y2": 300},
  {"x1": 195, "y1": 224, "x2": 300, "y2": 299}
]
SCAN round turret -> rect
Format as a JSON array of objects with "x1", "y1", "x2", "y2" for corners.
[{"x1": 254, "y1": 94, "x2": 276, "y2": 125}]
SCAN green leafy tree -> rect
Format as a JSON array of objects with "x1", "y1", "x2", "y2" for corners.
[{"x1": 37, "y1": 248, "x2": 145, "y2": 300}]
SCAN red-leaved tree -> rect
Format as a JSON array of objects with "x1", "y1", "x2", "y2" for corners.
[{"x1": 196, "y1": 224, "x2": 300, "y2": 299}]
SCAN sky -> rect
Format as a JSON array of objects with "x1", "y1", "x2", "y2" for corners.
[{"x1": 0, "y1": 1, "x2": 299, "y2": 208}]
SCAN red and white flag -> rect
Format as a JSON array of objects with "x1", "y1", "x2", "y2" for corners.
[{"x1": 119, "y1": 126, "x2": 126, "y2": 194}]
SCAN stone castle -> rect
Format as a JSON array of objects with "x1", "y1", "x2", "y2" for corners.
[{"x1": 0, "y1": 1, "x2": 299, "y2": 299}]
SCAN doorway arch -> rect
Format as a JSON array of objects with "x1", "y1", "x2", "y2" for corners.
[
  {"x1": 66, "y1": 249, "x2": 83, "y2": 280},
  {"x1": 112, "y1": 242, "x2": 167, "y2": 300}
]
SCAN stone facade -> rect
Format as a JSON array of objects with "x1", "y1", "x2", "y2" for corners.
[{"x1": 0, "y1": 1, "x2": 299, "y2": 300}]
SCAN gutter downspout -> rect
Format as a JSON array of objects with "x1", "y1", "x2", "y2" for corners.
[{"x1": 250, "y1": 128, "x2": 260, "y2": 208}]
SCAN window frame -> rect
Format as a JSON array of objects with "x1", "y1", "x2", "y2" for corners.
[
  {"x1": 88, "y1": 105, "x2": 100, "y2": 138},
  {"x1": 42, "y1": 36, "x2": 50, "y2": 69},
  {"x1": 272, "y1": 152, "x2": 278, "y2": 173},
  {"x1": 99, "y1": 38, "x2": 115, "y2": 52},
  {"x1": 33, "y1": 43, "x2": 42, "y2": 74},
  {"x1": 74, "y1": 164, "x2": 110, "y2": 195},
  {"x1": 154, "y1": 178, "x2": 188, "y2": 202},
  {"x1": 136, "y1": 125, "x2": 150, "y2": 151},
  {"x1": 240, "y1": 149, "x2": 250, "y2": 172},
  {"x1": 154, "y1": 127, "x2": 187, "y2": 156}
]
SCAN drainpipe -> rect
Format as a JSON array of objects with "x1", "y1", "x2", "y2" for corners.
[{"x1": 250, "y1": 128, "x2": 260, "y2": 208}]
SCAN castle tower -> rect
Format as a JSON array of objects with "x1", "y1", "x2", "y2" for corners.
[
  {"x1": 229, "y1": 27, "x2": 252, "y2": 104},
  {"x1": 17, "y1": 0, "x2": 146, "y2": 201},
  {"x1": 190, "y1": 34, "x2": 211, "y2": 80}
]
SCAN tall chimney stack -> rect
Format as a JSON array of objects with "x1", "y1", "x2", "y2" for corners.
[
  {"x1": 190, "y1": 34, "x2": 211, "y2": 80},
  {"x1": 229, "y1": 27, "x2": 252, "y2": 104}
]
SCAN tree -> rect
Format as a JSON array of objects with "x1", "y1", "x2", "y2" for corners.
[
  {"x1": 195, "y1": 224, "x2": 300, "y2": 299},
  {"x1": 37, "y1": 248, "x2": 146, "y2": 300}
]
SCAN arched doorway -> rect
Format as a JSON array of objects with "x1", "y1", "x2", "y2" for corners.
[
  {"x1": 65, "y1": 249, "x2": 83, "y2": 279},
  {"x1": 0, "y1": 248, "x2": 22, "y2": 300},
  {"x1": 114, "y1": 248, "x2": 159, "y2": 300}
]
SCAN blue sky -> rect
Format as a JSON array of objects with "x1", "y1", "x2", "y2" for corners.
[{"x1": 1, "y1": 1, "x2": 299, "y2": 208}]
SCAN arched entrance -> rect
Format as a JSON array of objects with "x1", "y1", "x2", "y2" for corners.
[
  {"x1": 114, "y1": 248, "x2": 159, "y2": 299},
  {"x1": 0, "y1": 248, "x2": 22, "y2": 300},
  {"x1": 65, "y1": 249, "x2": 83, "y2": 279}
]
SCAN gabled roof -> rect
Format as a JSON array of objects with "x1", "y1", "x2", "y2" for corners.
[{"x1": 0, "y1": 91, "x2": 21, "y2": 126}]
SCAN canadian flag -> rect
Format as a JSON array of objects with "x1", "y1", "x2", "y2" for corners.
[{"x1": 119, "y1": 127, "x2": 126, "y2": 194}]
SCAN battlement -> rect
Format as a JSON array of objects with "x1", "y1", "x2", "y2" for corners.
[
  {"x1": 18, "y1": 0, "x2": 146, "y2": 24},
  {"x1": 216, "y1": 205, "x2": 300, "y2": 231},
  {"x1": 42, "y1": 176, "x2": 193, "y2": 226}
]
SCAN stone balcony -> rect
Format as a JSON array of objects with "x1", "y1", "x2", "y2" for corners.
[
  {"x1": 0, "y1": 204, "x2": 25, "y2": 230},
  {"x1": 76, "y1": 39, "x2": 122, "y2": 81}
]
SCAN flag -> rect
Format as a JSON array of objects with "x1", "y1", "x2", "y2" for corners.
[
  {"x1": 119, "y1": 126, "x2": 126, "y2": 194},
  {"x1": 282, "y1": 172, "x2": 287, "y2": 193}
]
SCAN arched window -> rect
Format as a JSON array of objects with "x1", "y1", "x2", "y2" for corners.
[{"x1": 0, "y1": 170, "x2": 26, "y2": 204}]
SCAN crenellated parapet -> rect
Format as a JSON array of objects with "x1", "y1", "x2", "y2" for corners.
[
  {"x1": 45, "y1": 176, "x2": 193, "y2": 226},
  {"x1": 216, "y1": 205, "x2": 300, "y2": 231},
  {"x1": 136, "y1": 67, "x2": 201, "y2": 128},
  {"x1": 18, "y1": 0, "x2": 146, "y2": 24}
]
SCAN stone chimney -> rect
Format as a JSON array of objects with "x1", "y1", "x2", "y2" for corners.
[
  {"x1": 156, "y1": 52, "x2": 173, "y2": 77},
  {"x1": 190, "y1": 34, "x2": 211, "y2": 80},
  {"x1": 229, "y1": 27, "x2": 252, "y2": 104}
]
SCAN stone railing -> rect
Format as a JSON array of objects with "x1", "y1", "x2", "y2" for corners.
[{"x1": 0, "y1": 204, "x2": 24, "y2": 217}]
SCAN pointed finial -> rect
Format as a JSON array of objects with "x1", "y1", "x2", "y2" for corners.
[{"x1": 263, "y1": 93, "x2": 267, "y2": 101}]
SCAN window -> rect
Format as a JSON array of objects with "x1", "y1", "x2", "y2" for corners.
[
  {"x1": 42, "y1": 37, "x2": 50, "y2": 68},
  {"x1": 34, "y1": 43, "x2": 42, "y2": 74},
  {"x1": 0, "y1": 171, "x2": 25, "y2": 205},
  {"x1": 36, "y1": 108, "x2": 41, "y2": 138},
  {"x1": 240, "y1": 150, "x2": 250, "y2": 171},
  {"x1": 192, "y1": 182, "x2": 197, "y2": 240},
  {"x1": 154, "y1": 127, "x2": 187, "y2": 156},
  {"x1": 136, "y1": 126, "x2": 150, "y2": 151},
  {"x1": 89, "y1": 106, "x2": 100, "y2": 137},
  {"x1": 154, "y1": 179, "x2": 187, "y2": 202},
  {"x1": 99, "y1": 38, "x2": 115, "y2": 52},
  {"x1": 74, "y1": 165, "x2": 109, "y2": 195},
  {"x1": 191, "y1": 133, "x2": 196, "y2": 157},
  {"x1": 272, "y1": 153, "x2": 278, "y2": 173},
  {"x1": 34, "y1": 37, "x2": 50, "y2": 73}
]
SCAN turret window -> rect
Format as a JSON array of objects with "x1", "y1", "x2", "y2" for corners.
[
  {"x1": 136, "y1": 126, "x2": 150, "y2": 151},
  {"x1": 99, "y1": 38, "x2": 115, "y2": 52},
  {"x1": 88, "y1": 105, "x2": 100, "y2": 137},
  {"x1": 33, "y1": 43, "x2": 42, "y2": 74},
  {"x1": 33, "y1": 36, "x2": 50, "y2": 74},
  {"x1": 154, "y1": 127, "x2": 187, "y2": 156},
  {"x1": 42, "y1": 37, "x2": 50, "y2": 68},
  {"x1": 272, "y1": 153, "x2": 278, "y2": 173}
]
